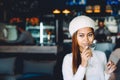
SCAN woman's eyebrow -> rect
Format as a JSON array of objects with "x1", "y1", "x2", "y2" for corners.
[
  {"x1": 78, "y1": 32, "x2": 93, "y2": 34},
  {"x1": 88, "y1": 32, "x2": 93, "y2": 34},
  {"x1": 77, "y1": 32, "x2": 84, "y2": 35}
]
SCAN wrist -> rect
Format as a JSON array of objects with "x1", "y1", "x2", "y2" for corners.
[{"x1": 81, "y1": 62, "x2": 87, "y2": 67}]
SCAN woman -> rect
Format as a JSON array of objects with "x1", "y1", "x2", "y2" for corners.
[{"x1": 62, "y1": 15, "x2": 116, "y2": 80}]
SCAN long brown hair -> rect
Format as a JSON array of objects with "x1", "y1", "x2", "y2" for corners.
[
  {"x1": 72, "y1": 31, "x2": 81, "y2": 74},
  {"x1": 72, "y1": 31, "x2": 86, "y2": 80}
]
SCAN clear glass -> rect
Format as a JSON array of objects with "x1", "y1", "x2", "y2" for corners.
[{"x1": 88, "y1": 43, "x2": 96, "y2": 51}]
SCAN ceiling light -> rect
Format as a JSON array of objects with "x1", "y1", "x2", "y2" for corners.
[
  {"x1": 86, "y1": 5, "x2": 93, "y2": 13},
  {"x1": 93, "y1": 5, "x2": 100, "y2": 13},
  {"x1": 62, "y1": 9, "x2": 71, "y2": 14},
  {"x1": 106, "y1": 5, "x2": 112, "y2": 13},
  {"x1": 53, "y1": 9, "x2": 61, "y2": 14}
]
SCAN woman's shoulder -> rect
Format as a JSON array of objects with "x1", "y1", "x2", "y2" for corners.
[
  {"x1": 64, "y1": 53, "x2": 72, "y2": 57},
  {"x1": 63, "y1": 53, "x2": 72, "y2": 61}
]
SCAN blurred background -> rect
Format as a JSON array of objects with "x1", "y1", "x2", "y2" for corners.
[{"x1": 0, "y1": 0, "x2": 120, "y2": 44}]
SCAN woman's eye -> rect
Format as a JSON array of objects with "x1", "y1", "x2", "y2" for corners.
[
  {"x1": 79, "y1": 34, "x2": 84, "y2": 37},
  {"x1": 88, "y1": 33, "x2": 93, "y2": 37}
]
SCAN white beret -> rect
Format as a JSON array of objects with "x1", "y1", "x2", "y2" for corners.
[{"x1": 69, "y1": 15, "x2": 95, "y2": 36}]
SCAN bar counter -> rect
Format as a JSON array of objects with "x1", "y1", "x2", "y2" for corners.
[{"x1": 0, "y1": 45, "x2": 63, "y2": 54}]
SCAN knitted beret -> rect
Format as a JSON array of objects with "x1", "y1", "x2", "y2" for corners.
[{"x1": 69, "y1": 15, "x2": 95, "y2": 36}]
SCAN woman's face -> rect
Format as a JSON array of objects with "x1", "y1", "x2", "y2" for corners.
[{"x1": 76, "y1": 27, "x2": 94, "y2": 52}]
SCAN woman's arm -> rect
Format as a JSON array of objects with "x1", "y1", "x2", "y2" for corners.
[
  {"x1": 62, "y1": 54, "x2": 86, "y2": 80},
  {"x1": 103, "y1": 52, "x2": 116, "y2": 80}
]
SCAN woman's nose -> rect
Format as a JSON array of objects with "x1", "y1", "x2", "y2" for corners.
[{"x1": 84, "y1": 36, "x2": 89, "y2": 41}]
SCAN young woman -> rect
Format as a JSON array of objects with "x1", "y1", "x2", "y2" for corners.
[{"x1": 62, "y1": 15, "x2": 116, "y2": 80}]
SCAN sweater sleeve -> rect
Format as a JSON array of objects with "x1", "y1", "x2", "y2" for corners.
[
  {"x1": 103, "y1": 52, "x2": 110, "y2": 80},
  {"x1": 105, "y1": 73, "x2": 110, "y2": 80},
  {"x1": 62, "y1": 54, "x2": 86, "y2": 80}
]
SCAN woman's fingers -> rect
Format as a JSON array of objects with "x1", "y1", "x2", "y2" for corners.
[
  {"x1": 81, "y1": 50, "x2": 91, "y2": 60},
  {"x1": 106, "y1": 60, "x2": 117, "y2": 74},
  {"x1": 82, "y1": 46, "x2": 89, "y2": 54},
  {"x1": 107, "y1": 61, "x2": 113, "y2": 70},
  {"x1": 110, "y1": 65, "x2": 117, "y2": 72}
]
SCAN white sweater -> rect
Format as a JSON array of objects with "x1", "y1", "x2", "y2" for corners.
[{"x1": 62, "y1": 50, "x2": 110, "y2": 80}]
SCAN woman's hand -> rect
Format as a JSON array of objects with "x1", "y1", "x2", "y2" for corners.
[
  {"x1": 81, "y1": 46, "x2": 92, "y2": 67},
  {"x1": 105, "y1": 60, "x2": 117, "y2": 74}
]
